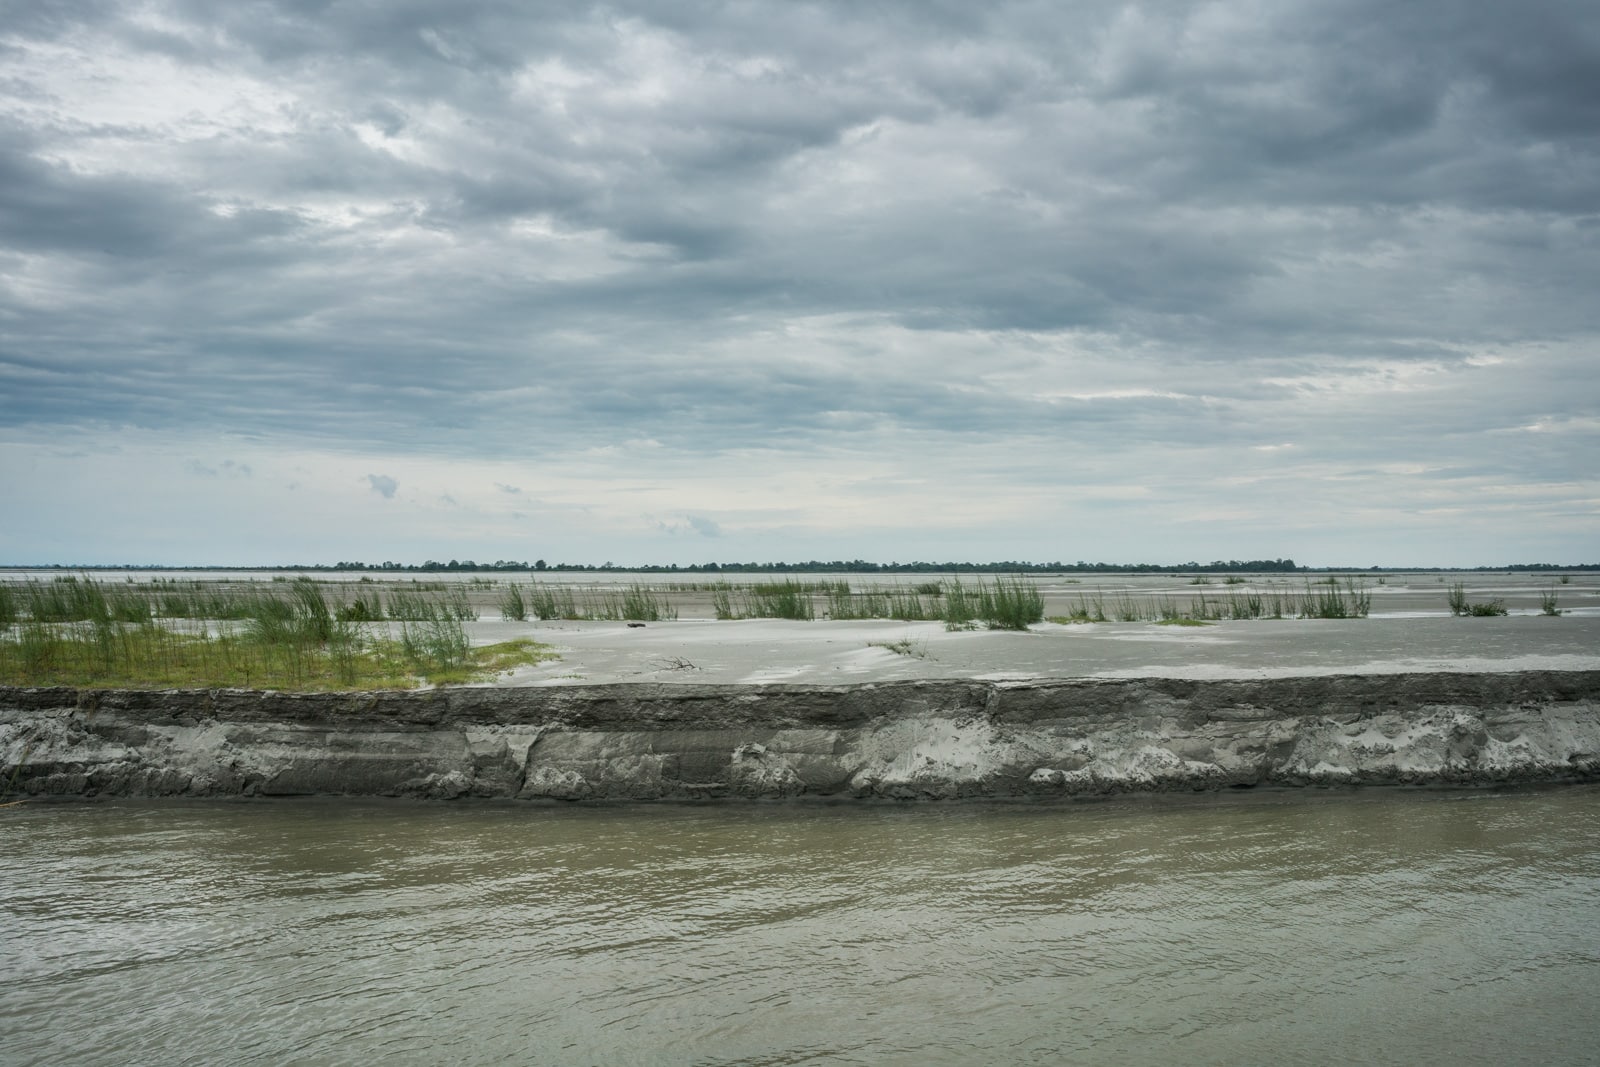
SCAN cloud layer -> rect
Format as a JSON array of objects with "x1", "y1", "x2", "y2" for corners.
[{"x1": 2, "y1": 0, "x2": 1596, "y2": 564}]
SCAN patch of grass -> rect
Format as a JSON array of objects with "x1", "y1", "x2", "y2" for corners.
[
  {"x1": 394, "y1": 586, "x2": 477, "y2": 622},
  {"x1": 714, "y1": 581, "x2": 815, "y2": 620},
  {"x1": 1223, "y1": 591, "x2": 1266, "y2": 620},
  {"x1": 868, "y1": 637, "x2": 930, "y2": 659},
  {"x1": 14, "y1": 576, "x2": 151, "y2": 624},
  {"x1": 499, "y1": 584, "x2": 528, "y2": 621},
  {"x1": 941, "y1": 577, "x2": 1044, "y2": 631},
  {"x1": 1068, "y1": 592, "x2": 1108, "y2": 623},
  {"x1": 1448, "y1": 582, "x2": 1507, "y2": 617},
  {"x1": 0, "y1": 618, "x2": 556, "y2": 690},
  {"x1": 1155, "y1": 617, "x2": 1212, "y2": 626},
  {"x1": 339, "y1": 589, "x2": 384, "y2": 622},
  {"x1": 1188, "y1": 576, "x2": 1212, "y2": 585},
  {"x1": 528, "y1": 583, "x2": 580, "y2": 620},
  {"x1": 397, "y1": 615, "x2": 471, "y2": 676},
  {"x1": 1540, "y1": 586, "x2": 1563, "y2": 616},
  {"x1": 747, "y1": 580, "x2": 815, "y2": 620},
  {"x1": 1301, "y1": 578, "x2": 1371, "y2": 619},
  {"x1": 827, "y1": 585, "x2": 938, "y2": 621}
]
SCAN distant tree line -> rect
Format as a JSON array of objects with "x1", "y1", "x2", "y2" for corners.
[
  {"x1": 18, "y1": 558, "x2": 1599, "y2": 573},
  {"x1": 299, "y1": 558, "x2": 1307, "y2": 574}
]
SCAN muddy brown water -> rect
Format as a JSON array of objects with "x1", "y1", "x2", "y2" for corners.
[{"x1": 4, "y1": 788, "x2": 1599, "y2": 1065}]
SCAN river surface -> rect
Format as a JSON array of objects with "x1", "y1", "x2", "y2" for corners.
[{"x1": 4, "y1": 788, "x2": 1599, "y2": 1065}]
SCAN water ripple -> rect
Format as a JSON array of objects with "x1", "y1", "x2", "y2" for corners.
[{"x1": 4, "y1": 787, "x2": 1599, "y2": 1064}]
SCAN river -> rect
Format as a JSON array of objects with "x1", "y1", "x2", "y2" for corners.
[{"x1": 4, "y1": 787, "x2": 1599, "y2": 1065}]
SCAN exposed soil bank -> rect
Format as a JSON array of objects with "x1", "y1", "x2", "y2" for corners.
[{"x1": 4, "y1": 672, "x2": 1599, "y2": 801}]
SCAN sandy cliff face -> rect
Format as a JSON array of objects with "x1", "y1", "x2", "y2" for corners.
[{"x1": 3, "y1": 673, "x2": 1598, "y2": 800}]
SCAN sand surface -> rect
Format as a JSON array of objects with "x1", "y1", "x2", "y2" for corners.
[{"x1": 476, "y1": 614, "x2": 1600, "y2": 687}]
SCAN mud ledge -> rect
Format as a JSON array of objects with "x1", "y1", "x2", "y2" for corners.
[{"x1": 4, "y1": 671, "x2": 1599, "y2": 801}]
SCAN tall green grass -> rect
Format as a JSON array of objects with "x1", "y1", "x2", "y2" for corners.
[
  {"x1": 527, "y1": 583, "x2": 580, "y2": 620},
  {"x1": 941, "y1": 578, "x2": 1044, "y2": 630},
  {"x1": 0, "y1": 576, "x2": 553, "y2": 690},
  {"x1": 499, "y1": 584, "x2": 528, "y2": 621},
  {"x1": 0, "y1": 615, "x2": 552, "y2": 690},
  {"x1": 826, "y1": 584, "x2": 938, "y2": 621},
  {"x1": 713, "y1": 581, "x2": 815, "y2": 620},
  {"x1": 521, "y1": 582, "x2": 677, "y2": 621},
  {"x1": 1447, "y1": 582, "x2": 1507, "y2": 617},
  {"x1": 1045, "y1": 581, "x2": 1354, "y2": 624},
  {"x1": 386, "y1": 586, "x2": 476, "y2": 622},
  {"x1": 1299, "y1": 579, "x2": 1356, "y2": 618},
  {"x1": 12, "y1": 576, "x2": 152, "y2": 624}
]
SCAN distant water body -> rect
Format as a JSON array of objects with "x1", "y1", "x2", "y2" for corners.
[{"x1": 5, "y1": 788, "x2": 1599, "y2": 1065}]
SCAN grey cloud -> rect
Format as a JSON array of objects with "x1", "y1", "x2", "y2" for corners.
[
  {"x1": 366, "y1": 474, "x2": 398, "y2": 499},
  {"x1": 655, "y1": 515, "x2": 723, "y2": 538},
  {"x1": 0, "y1": 0, "x2": 1595, "y2": 562},
  {"x1": 687, "y1": 515, "x2": 722, "y2": 538},
  {"x1": 190, "y1": 459, "x2": 253, "y2": 478}
]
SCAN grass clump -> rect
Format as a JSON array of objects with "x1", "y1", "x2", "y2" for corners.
[
  {"x1": 1300, "y1": 578, "x2": 1371, "y2": 619},
  {"x1": 713, "y1": 581, "x2": 815, "y2": 621},
  {"x1": 612, "y1": 585, "x2": 675, "y2": 622},
  {"x1": 387, "y1": 587, "x2": 476, "y2": 622},
  {"x1": 827, "y1": 585, "x2": 938, "y2": 621},
  {"x1": 1447, "y1": 582, "x2": 1507, "y2": 617},
  {"x1": 868, "y1": 637, "x2": 930, "y2": 659},
  {"x1": 16, "y1": 576, "x2": 151, "y2": 624},
  {"x1": 941, "y1": 578, "x2": 1044, "y2": 631},
  {"x1": 519, "y1": 582, "x2": 676, "y2": 622},
  {"x1": 398, "y1": 616, "x2": 472, "y2": 676},
  {"x1": 339, "y1": 588, "x2": 385, "y2": 622},
  {"x1": 528, "y1": 583, "x2": 580, "y2": 620},
  {"x1": 747, "y1": 581, "x2": 815, "y2": 620},
  {"x1": 1540, "y1": 586, "x2": 1563, "y2": 616},
  {"x1": 499, "y1": 583, "x2": 529, "y2": 621}
]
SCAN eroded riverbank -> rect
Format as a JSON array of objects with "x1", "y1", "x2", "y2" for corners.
[{"x1": 4, "y1": 670, "x2": 1598, "y2": 800}]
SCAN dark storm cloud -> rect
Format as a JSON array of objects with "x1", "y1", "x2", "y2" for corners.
[{"x1": 1, "y1": 0, "x2": 1596, "y2": 471}]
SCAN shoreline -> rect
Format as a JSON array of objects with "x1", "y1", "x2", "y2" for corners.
[{"x1": 5, "y1": 670, "x2": 1598, "y2": 801}]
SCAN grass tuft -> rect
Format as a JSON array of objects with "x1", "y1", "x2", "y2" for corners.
[
  {"x1": 1448, "y1": 582, "x2": 1507, "y2": 617},
  {"x1": 868, "y1": 637, "x2": 930, "y2": 659},
  {"x1": 1300, "y1": 578, "x2": 1371, "y2": 619},
  {"x1": 498, "y1": 584, "x2": 528, "y2": 621}
]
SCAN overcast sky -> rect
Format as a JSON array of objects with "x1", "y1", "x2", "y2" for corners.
[{"x1": 2, "y1": 0, "x2": 1596, "y2": 567}]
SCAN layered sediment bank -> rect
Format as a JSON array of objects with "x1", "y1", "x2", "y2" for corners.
[{"x1": 3, "y1": 672, "x2": 1599, "y2": 801}]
